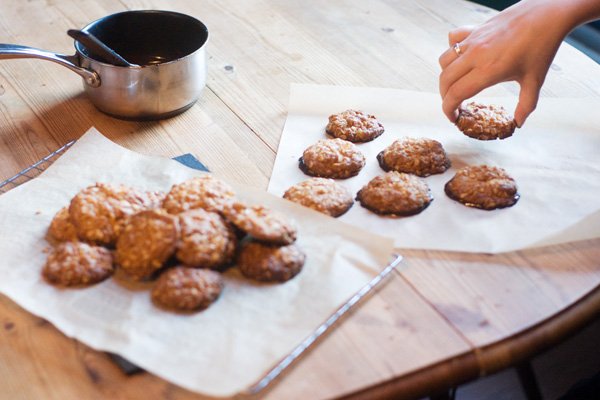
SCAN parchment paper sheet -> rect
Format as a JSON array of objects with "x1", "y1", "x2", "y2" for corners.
[
  {"x1": 0, "y1": 129, "x2": 394, "y2": 397},
  {"x1": 268, "y1": 84, "x2": 600, "y2": 253}
]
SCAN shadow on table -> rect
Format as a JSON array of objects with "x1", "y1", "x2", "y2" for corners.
[
  {"x1": 400, "y1": 238, "x2": 600, "y2": 274},
  {"x1": 4, "y1": 87, "x2": 208, "y2": 168}
]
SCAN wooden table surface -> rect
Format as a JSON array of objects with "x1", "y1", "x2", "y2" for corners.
[{"x1": 1, "y1": 1, "x2": 599, "y2": 399}]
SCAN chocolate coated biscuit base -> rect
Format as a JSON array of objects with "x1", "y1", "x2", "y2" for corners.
[
  {"x1": 376, "y1": 150, "x2": 391, "y2": 172},
  {"x1": 298, "y1": 157, "x2": 362, "y2": 179},
  {"x1": 356, "y1": 189, "x2": 433, "y2": 217},
  {"x1": 325, "y1": 129, "x2": 384, "y2": 143},
  {"x1": 444, "y1": 182, "x2": 520, "y2": 210}
]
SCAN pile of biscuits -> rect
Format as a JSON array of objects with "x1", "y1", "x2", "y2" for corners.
[
  {"x1": 43, "y1": 176, "x2": 305, "y2": 313},
  {"x1": 283, "y1": 105, "x2": 519, "y2": 217}
]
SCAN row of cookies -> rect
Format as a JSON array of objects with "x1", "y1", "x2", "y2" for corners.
[
  {"x1": 325, "y1": 103, "x2": 518, "y2": 143},
  {"x1": 285, "y1": 164, "x2": 518, "y2": 218},
  {"x1": 299, "y1": 136, "x2": 451, "y2": 180},
  {"x1": 43, "y1": 176, "x2": 305, "y2": 313}
]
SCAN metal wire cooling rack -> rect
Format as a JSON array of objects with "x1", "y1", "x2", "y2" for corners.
[
  {"x1": 0, "y1": 140, "x2": 404, "y2": 394},
  {"x1": 0, "y1": 140, "x2": 76, "y2": 194}
]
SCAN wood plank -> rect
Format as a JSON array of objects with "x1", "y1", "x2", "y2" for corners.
[
  {"x1": 0, "y1": 296, "x2": 202, "y2": 400},
  {"x1": 399, "y1": 239, "x2": 600, "y2": 348},
  {"x1": 263, "y1": 274, "x2": 471, "y2": 399}
]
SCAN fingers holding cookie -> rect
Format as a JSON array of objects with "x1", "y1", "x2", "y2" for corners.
[{"x1": 455, "y1": 102, "x2": 517, "y2": 140}]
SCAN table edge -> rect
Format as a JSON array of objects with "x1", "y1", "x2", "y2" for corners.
[{"x1": 336, "y1": 283, "x2": 600, "y2": 400}]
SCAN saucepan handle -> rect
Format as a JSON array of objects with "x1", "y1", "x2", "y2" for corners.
[{"x1": 0, "y1": 43, "x2": 100, "y2": 87}]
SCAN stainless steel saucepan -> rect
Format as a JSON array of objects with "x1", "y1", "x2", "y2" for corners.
[{"x1": 0, "y1": 10, "x2": 209, "y2": 120}]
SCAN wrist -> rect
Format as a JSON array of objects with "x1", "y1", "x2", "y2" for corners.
[
  {"x1": 516, "y1": 0, "x2": 600, "y2": 34},
  {"x1": 567, "y1": 0, "x2": 600, "y2": 26}
]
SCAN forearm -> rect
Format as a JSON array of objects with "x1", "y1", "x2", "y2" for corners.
[
  {"x1": 561, "y1": 0, "x2": 600, "y2": 26},
  {"x1": 438, "y1": 0, "x2": 600, "y2": 125},
  {"x1": 512, "y1": 0, "x2": 600, "y2": 37}
]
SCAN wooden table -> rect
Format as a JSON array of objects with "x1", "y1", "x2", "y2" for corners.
[{"x1": 1, "y1": 1, "x2": 599, "y2": 399}]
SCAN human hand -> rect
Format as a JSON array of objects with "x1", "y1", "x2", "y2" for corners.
[{"x1": 438, "y1": 1, "x2": 570, "y2": 127}]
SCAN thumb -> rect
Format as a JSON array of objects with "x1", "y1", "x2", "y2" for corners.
[{"x1": 514, "y1": 77, "x2": 541, "y2": 128}]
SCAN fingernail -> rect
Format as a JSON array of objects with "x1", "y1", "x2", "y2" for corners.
[{"x1": 452, "y1": 110, "x2": 459, "y2": 123}]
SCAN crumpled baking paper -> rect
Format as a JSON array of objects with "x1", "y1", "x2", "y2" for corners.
[{"x1": 0, "y1": 128, "x2": 395, "y2": 397}]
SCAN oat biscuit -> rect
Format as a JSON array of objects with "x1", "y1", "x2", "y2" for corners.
[
  {"x1": 115, "y1": 209, "x2": 179, "y2": 280},
  {"x1": 47, "y1": 207, "x2": 78, "y2": 242},
  {"x1": 222, "y1": 202, "x2": 297, "y2": 245},
  {"x1": 445, "y1": 165, "x2": 519, "y2": 210},
  {"x1": 163, "y1": 175, "x2": 236, "y2": 214},
  {"x1": 142, "y1": 190, "x2": 167, "y2": 209},
  {"x1": 151, "y1": 267, "x2": 224, "y2": 311},
  {"x1": 299, "y1": 138, "x2": 365, "y2": 179},
  {"x1": 283, "y1": 178, "x2": 353, "y2": 217},
  {"x1": 326, "y1": 109, "x2": 384, "y2": 142},
  {"x1": 69, "y1": 183, "x2": 152, "y2": 246},
  {"x1": 456, "y1": 102, "x2": 517, "y2": 140},
  {"x1": 377, "y1": 137, "x2": 451, "y2": 177},
  {"x1": 357, "y1": 171, "x2": 433, "y2": 216},
  {"x1": 237, "y1": 241, "x2": 306, "y2": 283},
  {"x1": 176, "y1": 209, "x2": 237, "y2": 269},
  {"x1": 42, "y1": 242, "x2": 114, "y2": 286}
]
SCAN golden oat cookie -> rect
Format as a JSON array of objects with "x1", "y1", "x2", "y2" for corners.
[
  {"x1": 142, "y1": 190, "x2": 167, "y2": 209},
  {"x1": 103, "y1": 191, "x2": 167, "y2": 241},
  {"x1": 69, "y1": 183, "x2": 152, "y2": 246},
  {"x1": 115, "y1": 209, "x2": 179, "y2": 280},
  {"x1": 222, "y1": 202, "x2": 297, "y2": 245},
  {"x1": 326, "y1": 109, "x2": 384, "y2": 142},
  {"x1": 176, "y1": 209, "x2": 237, "y2": 269},
  {"x1": 456, "y1": 102, "x2": 517, "y2": 140},
  {"x1": 237, "y1": 241, "x2": 306, "y2": 283},
  {"x1": 377, "y1": 137, "x2": 451, "y2": 177},
  {"x1": 47, "y1": 207, "x2": 78, "y2": 243},
  {"x1": 151, "y1": 267, "x2": 224, "y2": 312},
  {"x1": 299, "y1": 138, "x2": 365, "y2": 179},
  {"x1": 42, "y1": 242, "x2": 114, "y2": 286},
  {"x1": 163, "y1": 175, "x2": 236, "y2": 214},
  {"x1": 445, "y1": 165, "x2": 519, "y2": 210},
  {"x1": 283, "y1": 178, "x2": 353, "y2": 217},
  {"x1": 357, "y1": 171, "x2": 433, "y2": 216}
]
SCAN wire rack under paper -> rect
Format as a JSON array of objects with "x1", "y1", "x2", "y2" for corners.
[
  {"x1": 0, "y1": 141, "x2": 76, "y2": 194},
  {"x1": 0, "y1": 139, "x2": 404, "y2": 396}
]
